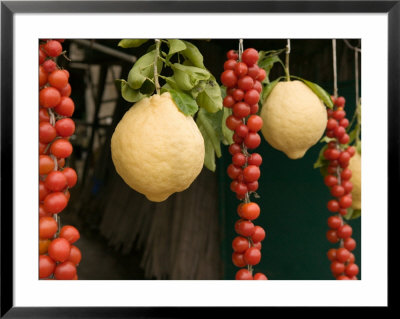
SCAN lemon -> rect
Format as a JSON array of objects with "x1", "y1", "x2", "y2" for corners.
[
  {"x1": 260, "y1": 80, "x2": 327, "y2": 159},
  {"x1": 111, "y1": 92, "x2": 205, "y2": 202},
  {"x1": 349, "y1": 152, "x2": 361, "y2": 210}
]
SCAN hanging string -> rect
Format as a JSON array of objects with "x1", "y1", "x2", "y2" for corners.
[
  {"x1": 355, "y1": 48, "x2": 360, "y2": 107},
  {"x1": 238, "y1": 39, "x2": 244, "y2": 60},
  {"x1": 285, "y1": 39, "x2": 291, "y2": 81},
  {"x1": 332, "y1": 39, "x2": 338, "y2": 99}
]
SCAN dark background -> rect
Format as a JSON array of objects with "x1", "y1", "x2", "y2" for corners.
[{"x1": 57, "y1": 38, "x2": 361, "y2": 280}]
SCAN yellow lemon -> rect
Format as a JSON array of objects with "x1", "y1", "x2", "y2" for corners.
[
  {"x1": 349, "y1": 152, "x2": 361, "y2": 210},
  {"x1": 111, "y1": 92, "x2": 205, "y2": 202},
  {"x1": 260, "y1": 80, "x2": 327, "y2": 159}
]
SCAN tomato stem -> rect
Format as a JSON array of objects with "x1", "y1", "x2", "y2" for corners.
[{"x1": 285, "y1": 39, "x2": 290, "y2": 81}]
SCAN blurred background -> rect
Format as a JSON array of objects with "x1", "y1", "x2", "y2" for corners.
[{"x1": 55, "y1": 38, "x2": 361, "y2": 280}]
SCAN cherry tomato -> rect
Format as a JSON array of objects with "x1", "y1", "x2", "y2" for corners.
[
  {"x1": 223, "y1": 95, "x2": 235, "y2": 108},
  {"x1": 43, "y1": 40, "x2": 63, "y2": 57},
  {"x1": 246, "y1": 181, "x2": 258, "y2": 192},
  {"x1": 225, "y1": 115, "x2": 242, "y2": 131},
  {"x1": 59, "y1": 83, "x2": 72, "y2": 97},
  {"x1": 244, "y1": 132, "x2": 261, "y2": 149},
  {"x1": 239, "y1": 202, "x2": 260, "y2": 220},
  {"x1": 39, "y1": 107, "x2": 50, "y2": 122},
  {"x1": 237, "y1": 76, "x2": 254, "y2": 91},
  {"x1": 39, "y1": 216, "x2": 58, "y2": 239},
  {"x1": 247, "y1": 153, "x2": 262, "y2": 166},
  {"x1": 224, "y1": 59, "x2": 237, "y2": 70},
  {"x1": 250, "y1": 103, "x2": 259, "y2": 114},
  {"x1": 327, "y1": 248, "x2": 337, "y2": 261},
  {"x1": 335, "y1": 96, "x2": 346, "y2": 107},
  {"x1": 330, "y1": 261, "x2": 345, "y2": 275},
  {"x1": 48, "y1": 69, "x2": 69, "y2": 89},
  {"x1": 43, "y1": 191, "x2": 68, "y2": 214},
  {"x1": 257, "y1": 68, "x2": 267, "y2": 82},
  {"x1": 337, "y1": 224, "x2": 352, "y2": 239},
  {"x1": 232, "y1": 236, "x2": 250, "y2": 253},
  {"x1": 341, "y1": 168, "x2": 352, "y2": 180},
  {"x1": 233, "y1": 102, "x2": 250, "y2": 118},
  {"x1": 235, "y1": 219, "x2": 255, "y2": 237},
  {"x1": 246, "y1": 115, "x2": 263, "y2": 132},
  {"x1": 327, "y1": 200, "x2": 339, "y2": 212},
  {"x1": 235, "y1": 268, "x2": 253, "y2": 280},
  {"x1": 45, "y1": 171, "x2": 68, "y2": 192},
  {"x1": 339, "y1": 195, "x2": 352, "y2": 208},
  {"x1": 331, "y1": 185, "x2": 345, "y2": 197},
  {"x1": 39, "y1": 255, "x2": 56, "y2": 279},
  {"x1": 54, "y1": 261, "x2": 77, "y2": 280},
  {"x1": 344, "y1": 238, "x2": 356, "y2": 251},
  {"x1": 232, "y1": 88, "x2": 245, "y2": 101},
  {"x1": 39, "y1": 203, "x2": 52, "y2": 218},
  {"x1": 68, "y1": 245, "x2": 82, "y2": 265},
  {"x1": 232, "y1": 153, "x2": 246, "y2": 167},
  {"x1": 326, "y1": 229, "x2": 339, "y2": 243},
  {"x1": 336, "y1": 248, "x2": 350, "y2": 263},
  {"x1": 235, "y1": 123, "x2": 248, "y2": 138},
  {"x1": 62, "y1": 167, "x2": 78, "y2": 188},
  {"x1": 39, "y1": 122, "x2": 57, "y2": 144},
  {"x1": 232, "y1": 252, "x2": 246, "y2": 267},
  {"x1": 327, "y1": 216, "x2": 342, "y2": 229},
  {"x1": 59, "y1": 225, "x2": 80, "y2": 244},
  {"x1": 50, "y1": 138, "x2": 73, "y2": 158},
  {"x1": 253, "y1": 273, "x2": 268, "y2": 280},
  {"x1": 226, "y1": 50, "x2": 238, "y2": 60},
  {"x1": 244, "y1": 89, "x2": 260, "y2": 105},
  {"x1": 241, "y1": 48, "x2": 259, "y2": 67},
  {"x1": 243, "y1": 165, "x2": 260, "y2": 183},
  {"x1": 39, "y1": 239, "x2": 51, "y2": 255},
  {"x1": 42, "y1": 59, "x2": 57, "y2": 73},
  {"x1": 54, "y1": 97, "x2": 75, "y2": 117},
  {"x1": 251, "y1": 225, "x2": 265, "y2": 243},
  {"x1": 244, "y1": 247, "x2": 261, "y2": 265},
  {"x1": 227, "y1": 164, "x2": 242, "y2": 180},
  {"x1": 235, "y1": 182, "x2": 248, "y2": 196},
  {"x1": 324, "y1": 175, "x2": 338, "y2": 187},
  {"x1": 228, "y1": 143, "x2": 241, "y2": 155},
  {"x1": 39, "y1": 155, "x2": 55, "y2": 175},
  {"x1": 220, "y1": 70, "x2": 237, "y2": 88},
  {"x1": 39, "y1": 181, "x2": 50, "y2": 202},
  {"x1": 48, "y1": 238, "x2": 71, "y2": 262},
  {"x1": 39, "y1": 87, "x2": 61, "y2": 108},
  {"x1": 234, "y1": 62, "x2": 248, "y2": 77},
  {"x1": 55, "y1": 118, "x2": 75, "y2": 137},
  {"x1": 253, "y1": 81, "x2": 262, "y2": 93},
  {"x1": 39, "y1": 48, "x2": 46, "y2": 64},
  {"x1": 247, "y1": 64, "x2": 260, "y2": 79},
  {"x1": 39, "y1": 65, "x2": 48, "y2": 87}
]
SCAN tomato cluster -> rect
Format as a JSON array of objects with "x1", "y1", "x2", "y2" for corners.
[
  {"x1": 39, "y1": 39, "x2": 81, "y2": 280},
  {"x1": 221, "y1": 48, "x2": 267, "y2": 280},
  {"x1": 323, "y1": 96, "x2": 359, "y2": 280}
]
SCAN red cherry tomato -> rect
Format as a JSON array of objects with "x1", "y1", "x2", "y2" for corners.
[
  {"x1": 244, "y1": 247, "x2": 261, "y2": 265},
  {"x1": 39, "y1": 255, "x2": 56, "y2": 279},
  {"x1": 59, "y1": 225, "x2": 80, "y2": 244},
  {"x1": 39, "y1": 216, "x2": 58, "y2": 239},
  {"x1": 39, "y1": 87, "x2": 61, "y2": 108},
  {"x1": 43, "y1": 191, "x2": 68, "y2": 214},
  {"x1": 45, "y1": 171, "x2": 68, "y2": 192},
  {"x1": 241, "y1": 48, "x2": 259, "y2": 66},
  {"x1": 68, "y1": 245, "x2": 82, "y2": 265},
  {"x1": 54, "y1": 97, "x2": 75, "y2": 117},
  {"x1": 54, "y1": 261, "x2": 77, "y2": 280},
  {"x1": 62, "y1": 167, "x2": 78, "y2": 188},
  {"x1": 48, "y1": 238, "x2": 71, "y2": 262},
  {"x1": 55, "y1": 118, "x2": 75, "y2": 137},
  {"x1": 50, "y1": 138, "x2": 73, "y2": 158},
  {"x1": 239, "y1": 202, "x2": 260, "y2": 220},
  {"x1": 235, "y1": 268, "x2": 253, "y2": 280},
  {"x1": 39, "y1": 155, "x2": 55, "y2": 175},
  {"x1": 48, "y1": 70, "x2": 69, "y2": 89}
]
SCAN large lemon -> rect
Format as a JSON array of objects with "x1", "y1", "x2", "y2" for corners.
[
  {"x1": 260, "y1": 80, "x2": 327, "y2": 159},
  {"x1": 111, "y1": 92, "x2": 205, "y2": 202},
  {"x1": 349, "y1": 152, "x2": 361, "y2": 210}
]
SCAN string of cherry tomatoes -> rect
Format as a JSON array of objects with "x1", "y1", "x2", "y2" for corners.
[
  {"x1": 39, "y1": 39, "x2": 82, "y2": 280},
  {"x1": 323, "y1": 96, "x2": 359, "y2": 280},
  {"x1": 221, "y1": 47, "x2": 268, "y2": 280}
]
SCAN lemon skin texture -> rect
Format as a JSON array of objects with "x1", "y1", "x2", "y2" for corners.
[
  {"x1": 260, "y1": 80, "x2": 327, "y2": 159},
  {"x1": 111, "y1": 92, "x2": 205, "y2": 202}
]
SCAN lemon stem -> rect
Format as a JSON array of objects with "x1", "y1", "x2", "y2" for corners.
[
  {"x1": 154, "y1": 39, "x2": 161, "y2": 95},
  {"x1": 285, "y1": 39, "x2": 290, "y2": 81}
]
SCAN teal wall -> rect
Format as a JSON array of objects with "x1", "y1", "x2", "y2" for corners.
[{"x1": 218, "y1": 81, "x2": 361, "y2": 280}]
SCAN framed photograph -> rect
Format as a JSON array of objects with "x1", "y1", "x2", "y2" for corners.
[{"x1": 1, "y1": 0, "x2": 395, "y2": 317}]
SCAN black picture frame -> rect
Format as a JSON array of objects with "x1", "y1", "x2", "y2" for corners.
[{"x1": 1, "y1": 1, "x2": 395, "y2": 317}]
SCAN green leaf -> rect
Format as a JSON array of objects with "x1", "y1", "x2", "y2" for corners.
[
  {"x1": 118, "y1": 39, "x2": 149, "y2": 48},
  {"x1": 181, "y1": 41, "x2": 205, "y2": 68},
  {"x1": 116, "y1": 79, "x2": 146, "y2": 103},
  {"x1": 196, "y1": 107, "x2": 223, "y2": 158},
  {"x1": 190, "y1": 80, "x2": 207, "y2": 99},
  {"x1": 127, "y1": 49, "x2": 163, "y2": 90},
  {"x1": 259, "y1": 55, "x2": 283, "y2": 75},
  {"x1": 172, "y1": 63, "x2": 211, "y2": 91},
  {"x1": 291, "y1": 76, "x2": 333, "y2": 109},
  {"x1": 127, "y1": 50, "x2": 156, "y2": 89},
  {"x1": 168, "y1": 88, "x2": 199, "y2": 116},
  {"x1": 320, "y1": 136, "x2": 337, "y2": 143},
  {"x1": 196, "y1": 80, "x2": 223, "y2": 113},
  {"x1": 161, "y1": 77, "x2": 180, "y2": 91},
  {"x1": 199, "y1": 124, "x2": 216, "y2": 172},
  {"x1": 261, "y1": 77, "x2": 282, "y2": 104},
  {"x1": 167, "y1": 39, "x2": 187, "y2": 56},
  {"x1": 222, "y1": 107, "x2": 233, "y2": 145},
  {"x1": 343, "y1": 208, "x2": 361, "y2": 220},
  {"x1": 313, "y1": 144, "x2": 328, "y2": 169},
  {"x1": 139, "y1": 78, "x2": 155, "y2": 95}
]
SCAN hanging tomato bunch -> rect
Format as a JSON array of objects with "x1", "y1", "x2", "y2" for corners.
[
  {"x1": 221, "y1": 47, "x2": 268, "y2": 280},
  {"x1": 320, "y1": 96, "x2": 360, "y2": 280},
  {"x1": 38, "y1": 39, "x2": 81, "y2": 280}
]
